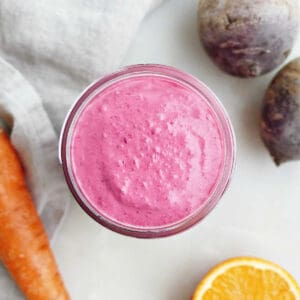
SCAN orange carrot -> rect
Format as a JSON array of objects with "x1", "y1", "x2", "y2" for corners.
[{"x1": 0, "y1": 128, "x2": 70, "y2": 300}]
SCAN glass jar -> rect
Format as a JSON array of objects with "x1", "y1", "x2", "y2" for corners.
[{"x1": 59, "y1": 64, "x2": 236, "y2": 238}]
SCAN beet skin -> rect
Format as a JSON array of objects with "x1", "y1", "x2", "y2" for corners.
[
  {"x1": 198, "y1": 0, "x2": 299, "y2": 77},
  {"x1": 261, "y1": 58, "x2": 300, "y2": 165}
]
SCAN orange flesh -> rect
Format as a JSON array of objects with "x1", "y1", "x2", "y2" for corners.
[{"x1": 203, "y1": 266, "x2": 296, "y2": 299}]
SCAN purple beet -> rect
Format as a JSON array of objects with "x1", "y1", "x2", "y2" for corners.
[
  {"x1": 261, "y1": 58, "x2": 300, "y2": 165},
  {"x1": 198, "y1": 0, "x2": 299, "y2": 77}
]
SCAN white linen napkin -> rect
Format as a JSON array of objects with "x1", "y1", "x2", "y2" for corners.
[{"x1": 0, "y1": 1, "x2": 163, "y2": 298}]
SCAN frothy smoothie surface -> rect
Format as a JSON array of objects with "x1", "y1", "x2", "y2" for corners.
[{"x1": 70, "y1": 75, "x2": 225, "y2": 228}]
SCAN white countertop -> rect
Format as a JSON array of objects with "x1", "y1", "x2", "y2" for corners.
[{"x1": 54, "y1": 1, "x2": 300, "y2": 299}]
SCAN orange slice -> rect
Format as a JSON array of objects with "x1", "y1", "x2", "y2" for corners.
[{"x1": 192, "y1": 257, "x2": 300, "y2": 300}]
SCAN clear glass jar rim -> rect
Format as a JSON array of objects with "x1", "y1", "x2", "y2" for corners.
[{"x1": 59, "y1": 64, "x2": 236, "y2": 238}]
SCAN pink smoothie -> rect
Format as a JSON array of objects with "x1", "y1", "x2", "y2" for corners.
[{"x1": 70, "y1": 75, "x2": 225, "y2": 228}]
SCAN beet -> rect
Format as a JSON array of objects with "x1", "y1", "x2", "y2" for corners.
[
  {"x1": 261, "y1": 58, "x2": 300, "y2": 165},
  {"x1": 198, "y1": 0, "x2": 299, "y2": 77}
]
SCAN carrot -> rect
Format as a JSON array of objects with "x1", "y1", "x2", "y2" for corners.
[{"x1": 0, "y1": 128, "x2": 70, "y2": 300}]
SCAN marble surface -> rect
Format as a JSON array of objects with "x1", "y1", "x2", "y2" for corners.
[{"x1": 54, "y1": 0, "x2": 300, "y2": 299}]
